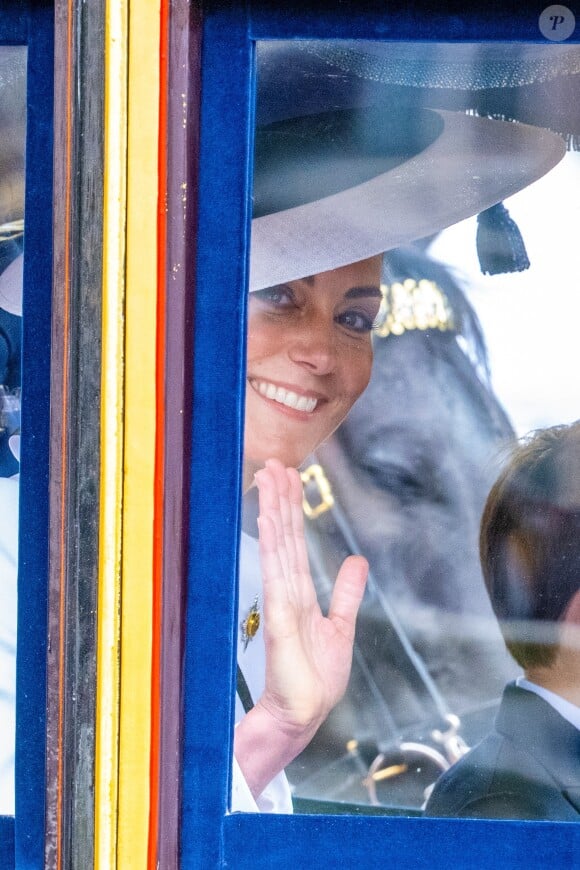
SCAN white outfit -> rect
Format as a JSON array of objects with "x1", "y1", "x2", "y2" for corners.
[
  {"x1": 0, "y1": 474, "x2": 18, "y2": 816},
  {"x1": 231, "y1": 532, "x2": 293, "y2": 813}
]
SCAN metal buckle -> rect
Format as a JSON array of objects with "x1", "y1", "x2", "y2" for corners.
[
  {"x1": 431, "y1": 713, "x2": 470, "y2": 765},
  {"x1": 301, "y1": 463, "x2": 335, "y2": 519}
]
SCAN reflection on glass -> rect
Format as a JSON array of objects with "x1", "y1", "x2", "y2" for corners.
[
  {"x1": 235, "y1": 40, "x2": 580, "y2": 820},
  {"x1": 0, "y1": 45, "x2": 26, "y2": 818}
]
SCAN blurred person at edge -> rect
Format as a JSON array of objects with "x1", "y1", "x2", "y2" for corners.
[{"x1": 426, "y1": 422, "x2": 580, "y2": 820}]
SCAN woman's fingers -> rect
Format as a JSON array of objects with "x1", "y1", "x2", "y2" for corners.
[
  {"x1": 264, "y1": 459, "x2": 298, "y2": 576},
  {"x1": 256, "y1": 464, "x2": 367, "y2": 637},
  {"x1": 327, "y1": 555, "x2": 368, "y2": 644},
  {"x1": 255, "y1": 463, "x2": 367, "y2": 734},
  {"x1": 255, "y1": 464, "x2": 289, "y2": 576},
  {"x1": 257, "y1": 510, "x2": 306, "y2": 641},
  {"x1": 287, "y1": 468, "x2": 317, "y2": 604},
  {"x1": 256, "y1": 463, "x2": 297, "y2": 624},
  {"x1": 256, "y1": 460, "x2": 318, "y2": 612}
]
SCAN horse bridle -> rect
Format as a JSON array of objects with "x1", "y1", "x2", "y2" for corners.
[{"x1": 301, "y1": 456, "x2": 470, "y2": 806}]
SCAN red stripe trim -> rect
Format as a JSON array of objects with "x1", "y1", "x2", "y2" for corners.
[{"x1": 148, "y1": 0, "x2": 169, "y2": 864}]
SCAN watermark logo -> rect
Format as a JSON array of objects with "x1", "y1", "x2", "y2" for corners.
[{"x1": 539, "y1": 5, "x2": 576, "y2": 40}]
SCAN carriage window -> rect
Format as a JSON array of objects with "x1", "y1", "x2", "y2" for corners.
[
  {"x1": 234, "y1": 39, "x2": 580, "y2": 819},
  {"x1": 0, "y1": 45, "x2": 25, "y2": 818}
]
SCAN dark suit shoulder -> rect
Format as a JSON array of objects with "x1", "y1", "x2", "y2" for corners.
[
  {"x1": 425, "y1": 729, "x2": 580, "y2": 821},
  {"x1": 424, "y1": 732, "x2": 507, "y2": 818}
]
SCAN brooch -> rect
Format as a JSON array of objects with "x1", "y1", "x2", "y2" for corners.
[{"x1": 241, "y1": 596, "x2": 261, "y2": 651}]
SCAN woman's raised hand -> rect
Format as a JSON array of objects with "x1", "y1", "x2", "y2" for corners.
[
  {"x1": 233, "y1": 458, "x2": 368, "y2": 798},
  {"x1": 256, "y1": 458, "x2": 368, "y2": 730}
]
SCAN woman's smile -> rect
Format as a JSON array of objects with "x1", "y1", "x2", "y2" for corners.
[{"x1": 249, "y1": 378, "x2": 323, "y2": 415}]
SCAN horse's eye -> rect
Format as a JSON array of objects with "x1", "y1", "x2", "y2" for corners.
[{"x1": 362, "y1": 461, "x2": 427, "y2": 503}]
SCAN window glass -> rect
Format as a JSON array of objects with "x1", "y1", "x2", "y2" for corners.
[
  {"x1": 0, "y1": 45, "x2": 25, "y2": 818},
  {"x1": 235, "y1": 39, "x2": 580, "y2": 818}
]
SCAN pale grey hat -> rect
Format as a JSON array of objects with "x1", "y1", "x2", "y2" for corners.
[
  {"x1": 249, "y1": 42, "x2": 571, "y2": 291},
  {"x1": 249, "y1": 98, "x2": 565, "y2": 291}
]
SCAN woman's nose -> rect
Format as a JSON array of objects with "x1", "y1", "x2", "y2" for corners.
[{"x1": 288, "y1": 318, "x2": 337, "y2": 375}]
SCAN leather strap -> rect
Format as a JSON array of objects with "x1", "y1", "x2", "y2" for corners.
[{"x1": 237, "y1": 665, "x2": 254, "y2": 714}]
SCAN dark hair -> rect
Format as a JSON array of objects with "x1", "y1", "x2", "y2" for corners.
[{"x1": 480, "y1": 421, "x2": 580, "y2": 668}]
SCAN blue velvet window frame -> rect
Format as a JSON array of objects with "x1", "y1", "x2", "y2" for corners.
[
  {"x1": 0, "y1": 3, "x2": 54, "y2": 869},
  {"x1": 181, "y1": 1, "x2": 580, "y2": 868}
]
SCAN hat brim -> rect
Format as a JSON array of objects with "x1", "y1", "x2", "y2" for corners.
[{"x1": 250, "y1": 109, "x2": 565, "y2": 292}]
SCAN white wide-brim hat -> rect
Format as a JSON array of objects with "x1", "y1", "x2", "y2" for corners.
[
  {"x1": 250, "y1": 108, "x2": 565, "y2": 292},
  {"x1": 250, "y1": 44, "x2": 569, "y2": 292}
]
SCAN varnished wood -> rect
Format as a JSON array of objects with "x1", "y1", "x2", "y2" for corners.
[
  {"x1": 47, "y1": 1, "x2": 105, "y2": 867},
  {"x1": 155, "y1": 1, "x2": 202, "y2": 867}
]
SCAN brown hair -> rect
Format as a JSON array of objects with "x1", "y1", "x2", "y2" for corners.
[{"x1": 480, "y1": 421, "x2": 580, "y2": 668}]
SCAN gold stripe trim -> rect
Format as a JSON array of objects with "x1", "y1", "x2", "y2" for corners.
[
  {"x1": 94, "y1": 0, "x2": 128, "y2": 866},
  {"x1": 117, "y1": 0, "x2": 160, "y2": 864}
]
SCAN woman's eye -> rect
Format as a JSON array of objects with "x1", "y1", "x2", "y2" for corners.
[
  {"x1": 337, "y1": 310, "x2": 375, "y2": 333},
  {"x1": 252, "y1": 285, "x2": 295, "y2": 307}
]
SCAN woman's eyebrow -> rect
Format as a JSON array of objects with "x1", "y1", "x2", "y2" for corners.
[
  {"x1": 345, "y1": 285, "x2": 382, "y2": 300},
  {"x1": 255, "y1": 283, "x2": 291, "y2": 294}
]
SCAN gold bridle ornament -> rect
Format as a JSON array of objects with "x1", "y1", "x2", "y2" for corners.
[{"x1": 375, "y1": 278, "x2": 455, "y2": 339}]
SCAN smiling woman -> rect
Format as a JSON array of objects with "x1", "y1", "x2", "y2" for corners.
[
  {"x1": 235, "y1": 259, "x2": 382, "y2": 811},
  {"x1": 244, "y1": 258, "x2": 382, "y2": 487}
]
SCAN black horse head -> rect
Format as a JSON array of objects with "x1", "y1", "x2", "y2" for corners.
[{"x1": 287, "y1": 245, "x2": 519, "y2": 807}]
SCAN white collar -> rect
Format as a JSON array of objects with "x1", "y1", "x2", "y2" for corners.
[{"x1": 516, "y1": 676, "x2": 580, "y2": 732}]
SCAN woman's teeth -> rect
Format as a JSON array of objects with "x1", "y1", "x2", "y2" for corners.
[{"x1": 252, "y1": 380, "x2": 318, "y2": 413}]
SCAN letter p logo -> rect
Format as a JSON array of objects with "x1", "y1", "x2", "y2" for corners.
[{"x1": 539, "y1": 5, "x2": 576, "y2": 40}]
